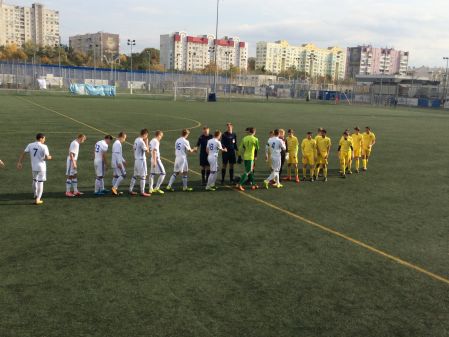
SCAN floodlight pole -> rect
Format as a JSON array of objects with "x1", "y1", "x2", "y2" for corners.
[
  {"x1": 443, "y1": 57, "x2": 449, "y2": 104},
  {"x1": 212, "y1": 0, "x2": 220, "y2": 96},
  {"x1": 128, "y1": 39, "x2": 136, "y2": 94}
]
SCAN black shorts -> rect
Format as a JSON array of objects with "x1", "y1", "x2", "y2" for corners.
[
  {"x1": 200, "y1": 153, "x2": 209, "y2": 167},
  {"x1": 222, "y1": 152, "x2": 236, "y2": 165}
]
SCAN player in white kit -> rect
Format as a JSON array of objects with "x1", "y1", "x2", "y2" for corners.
[
  {"x1": 129, "y1": 129, "x2": 151, "y2": 197},
  {"x1": 148, "y1": 130, "x2": 166, "y2": 194},
  {"x1": 65, "y1": 134, "x2": 87, "y2": 197},
  {"x1": 206, "y1": 130, "x2": 227, "y2": 191},
  {"x1": 94, "y1": 135, "x2": 113, "y2": 195},
  {"x1": 16, "y1": 133, "x2": 53, "y2": 205},
  {"x1": 111, "y1": 132, "x2": 127, "y2": 196},
  {"x1": 263, "y1": 129, "x2": 286, "y2": 189},
  {"x1": 166, "y1": 129, "x2": 198, "y2": 192}
]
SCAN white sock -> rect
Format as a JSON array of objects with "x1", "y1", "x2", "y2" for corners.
[
  {"x1": 140, "y1": 178, "x2": 146, "y2": 194},
  {"x1": 115, "y1": 176, "x2": 124, "y2": 189},
  {"x1": 66, "y1": 179, "x2": 72, "y2": 193},
  {"x1": 182, "y1": 175, "x2": 188, "y2": 188},
  {"x1": 101, "y1": 178, "x2": 105, "y2": 190},
  {"x1": 149, "y1": 175, "x2": 154, "y2": 191},
  {"x1": 36, "y1": 181, "x2": 44, "y2": 200},
  {"x1": 266, "y1": 171, "x2": 275, "y2": 182},
  {"x1": 207, "y1": 172, "x2": 216, "y2": 187},
  {"x1": 168, "y1": 173, "x2": 177, "y2": 187},
  {"x1": 95, "y1": 178, "x2": 101, "y2": 192},
  {"x1": 32, "y1": 180, "x2": 37, "y2": 197},
  {"x1": 129, "y1": 176, "x2": 136, "y2": 192},
  {"x1": 274, "y1": 172, "x2": 280, "y2": 184},
  {"x1": 156, "y1": 175, "x2": 166, "y2": 189},
  {"x1": 112, "y1": 177, "x2": 117, "y2": 187},
  {"x1": 72, "y1": 179, "x2": 78, "y2": 193}
]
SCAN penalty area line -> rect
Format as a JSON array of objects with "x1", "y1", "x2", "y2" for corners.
[{"x1": 18, "y1": 97, "x2": 449, "y2": 287}]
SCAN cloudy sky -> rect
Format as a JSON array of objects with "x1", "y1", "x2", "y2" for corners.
[{"x1": 8, "y1": 0, "x2": 449, "y2": 66}]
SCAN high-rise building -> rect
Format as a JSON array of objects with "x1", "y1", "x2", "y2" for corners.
[
  {"x1": 256, "y1": 40, "x2": 346, "y2": 80},
  {"x1": 0, "y1": 1, "x2": 60, "y2": 47},
  {"x1": 346, "y1": 45, "x2": 409, "y2": 78},
  {"x1": 160, "y1": 31, "x2": 248, "y2": 71},
  {"x1": 69, "y1": 32, "x2": 120, "y2": 60}
]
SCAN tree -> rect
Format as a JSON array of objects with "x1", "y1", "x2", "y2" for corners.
[{"x1": 248, "y1": 57, "x2": 256, "y2": 72}]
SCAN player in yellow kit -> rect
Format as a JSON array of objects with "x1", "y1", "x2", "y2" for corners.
[
  {"x1": 362, "y1": 126, "x2": 376, "y2": 171},
  {"x1": 284, "y1": 129, "x2": 300, "y2": 183},
  {"x1": 301, "y1": 132, "x2": 317, "y2": 182},
  {"x1": 351, "y1": 126, "x2": 363, "y2": 173},
  {"x1": 339, "y1": 129, "x2": 353, "y2": 174},
  {"x1": 314, "y1": 127, "x2": 324, "y2": 174},
  {"x1": 315, "y1": 129, "x2": 332, "y2": 182},
  {"x1": 338, "y1": 131, "x2": 354, "y2": 178}
]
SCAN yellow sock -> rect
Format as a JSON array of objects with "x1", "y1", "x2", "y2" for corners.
[
  {"x1": 311, "y1": 168, "x2": 315, "y2": 178},
  {"x1": 295, "y1": 167, "x2": 299, "y2": 177},
  {"x1": 363, "y1": 159, "x2": 367, "y2": 169},
  {"x1": 316, "y1": 166, "x2": 321, "y2": 177},
  {"x1": 341, "y1": 161, "x2": 346, "y2": 175},
  {"x1": 356, "y1": 158, "x2": 360, "y2": 171},
  {"x1": 366, "y1": 159, "x2": 369, "y2": 168},
  {"x1": 324, "y1": 167, "x2": 328, "y2": 178}
]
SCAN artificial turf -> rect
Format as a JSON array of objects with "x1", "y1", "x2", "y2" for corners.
[{"x1": 0, "y1": 94, "x2": 448, "y2": 337}]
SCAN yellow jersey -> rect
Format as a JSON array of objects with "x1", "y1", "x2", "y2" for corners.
[
  {"x1": 362, "y1": 132, "x2": 376, "y2": 148},
  {"x1": 286, "y1": 135, "x2": 299, "y2": 154},
  {"x1": 339, "y1": 138, "x2": 353, "y2": 153},
  {"x1": 301, "y1": 138, "x2": 316, "y2": 155},
  {"x1": 316, "y1": 136, "x2": 332, "y2": 154},
  {"x1": 351, "y1": 133, "x2": 363, "y2": 150}
]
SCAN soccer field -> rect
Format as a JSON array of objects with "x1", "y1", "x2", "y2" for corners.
[{"x1": 1, "y1": 94, "x2": 448, "y2": 337}]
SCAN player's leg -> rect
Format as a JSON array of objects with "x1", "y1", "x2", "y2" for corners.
[
  {"x1": 206, "y1": 157, "x2": 217, "y2": 190},
  {"x1": 247, "y1": 161, "x2": 256, "y2": 187},
  {"x1": 181, "y1": 160, "x2": 192, "y2": 191},
  {"x1": 310, "y1": 156, "x2": 316, "y2": 181},
  {"x1": 264, "y1": 158, "x2": 276, "y2": 189},
  {"x1": 65, "y1": 158, "x2": 73, "y2": 195},
  {"x1": 229, "y1": 160, "x2": 235, "y2": 184},
  {"x1": 340, "y1": 154, "x2": 347, "y2": 177},
  {"x1": 315, "y1": 155, "x2": 322, "y2": 178},
  {"x1": 274, "y1": 157, "x2": 282, "y2": 187},
  {"x1": 35, "y1": 171, "x2": 46, "y2": 204},
  {"x1": 32, "y1": 172, "x2": 38, "y2": 198},
  {"x1": 154, "y1": 160, "x2": 166, "y2": 192},
  {"x1": 302, "y1": 156, "x2": 307, "y2": 181}
]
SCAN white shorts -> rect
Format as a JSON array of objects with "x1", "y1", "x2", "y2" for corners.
[
  {"x1": 174, "y1": 156, "x2": 188, "y2": 173},
  {"x1": 150, "y1": 158, "x2": 166, "y2": 175},
  {"x1": 94, "y1": 159, "x2": 105, "y2": 177},
  {"x1": 133, "y1": 159, "x2": 147, "y2": 178},
  {"x1": 271, "y1": 156, "x2": 282, "y2": 172},
  {"x1": 32, "y1": 171, "x2": 47, "y2": 182},
  {"x1": 208, "y1": 155, "x2": 218, "y2": 172},
  {"x1": 66, "y1": 158, "x2": 77, "y2": 176},
  {"x1": 113, "y1": 166, "x2": 126, "y2": 177}
]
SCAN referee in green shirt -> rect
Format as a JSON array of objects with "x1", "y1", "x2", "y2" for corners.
[{"x1": 236, "y1": 127, "x2": 259, "y2": 191}]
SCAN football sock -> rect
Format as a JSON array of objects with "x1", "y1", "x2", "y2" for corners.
[
  {"x1": 311, "y1": 168, "x2": 315, "y2": 178},
  {"x1": 112, "y1": 177, "x2": 117, "y2": 187},
  {"x1": 66, "y1": 179, "x2": 72, "y2": 193},
  {"x1": 274, "y1": 172, "x2": 280, "y2": 184},
  {"x1": 168, "y1": 174, "x2": 177, "y2": 187},
  {"x1": 36, "y1": 181, "x2": 44, "y2": 200},
  {"x1": 95, "y1": 178, "x2": 101, "y2": 192},
  {"x1": 324, "y1": 167, "x2": 328, "y2": 178},
  {"x1": 156, "y1": 174, "x2": 166, "y2": 189},
  {"x1": 206, "y1": 170, "x2": 211, "y2": 181},
  {"x1": 72, "y1": 179, "x2": 78, "y2": 193},
  {"x1": 32, "y1": 179, "x2": 37, "y2": 197},
  {"x1": 229, "y1": 168, "x2": 234, "y2": 182},
  {"x1": 239, "y1": 172, "x2": 248, "y2": 185},
  {"x1": 266, "y1": 171, "x2": 275, "y2": 182},
  {"x1": 355, "y1": 158, "x2": 360, "y2": 171},
  {"x1": 221, "y1": 168, "x2": 226, "y2": 182},
  {"x1": 363, "y1": 159, "x2": 367, "y2": 169},
  {"x1": 295, "y1": 167, "x2": 299, "y2": 177},
  {"x1": 129, "y1": 176, "x2": 136, "y2": 192},
  {"x1": 114, "y1": 176, "x2": 124, "y2": 189},
  {"x1": 207, "y1": 171, "x2": 216, "y2": 187},
  {"x1": 100, "y1": 179, "x2": 105, "y2": 190},
  {"x1": 182, "y1": 175, "x2": 188, "y2": 188},
  {"x1": 201, "y1": 169, "x2": 206, "y2": 184},
  {"x1": 148, "y1": 175, "x2": 155, "y2": 190},
  {"x1": 140, "y1": 178, "x2": 146, "y2": 194},
  {"x1": 249, "y1": 172, "x2": 255, "y2": 185},
  {"x1": 316, "y1": 166, "x2": 321, "y2": 177}
]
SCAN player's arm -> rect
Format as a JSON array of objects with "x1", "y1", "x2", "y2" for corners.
[
  {"x1": 371, "y1": 136, "x2": 376, "y2": 147},
  {"x1": 151, "y1": 149, "x2": 157, "y2": 167},
  {"x1": 44, "y1": 146, "x2": 52, "y2": 161},
  {"x1": 70, "y1": 152, "x2": 77, "y2": 169},
  {"x1": 102, "y1": 152, "x2": 108, "y2": 169},
  {"x1": 265, "y1": 142, "x2": 270, "y2": 161},
  {"x1": 16, "y1": 149, "x2": 28, "y2": 170}
]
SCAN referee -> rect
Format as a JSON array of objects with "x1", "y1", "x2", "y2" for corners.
[
  {"x1": 221, "y1": 122, "x2": 238, "y2": 184},
  {"x1": 196, "y1": 126, "x2": 213, "y2": 185}
]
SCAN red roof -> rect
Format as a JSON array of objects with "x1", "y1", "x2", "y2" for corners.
[
  {"x1": 174, "y1": 34, "x2": 181, "y2": 42},
  {"x1": 187, "y1": 36, "x2": 209, "y2": 44},
  {"x1": 215, "y1": 39, "x2": 235, "y2": 47},
  {"x1": 239, "y1": 42, "x2": 246, "y2": 48}
]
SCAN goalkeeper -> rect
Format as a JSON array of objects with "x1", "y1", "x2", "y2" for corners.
[{"x1": 236, "y1": 127, "x2": 259, "y2": 191}]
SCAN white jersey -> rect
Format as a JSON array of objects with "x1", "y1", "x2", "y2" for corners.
[
  {"x1": 268, "y1": 137, "x2": 286, "y2": 158},
  {"x1": 111, "y1": 140, "x2": 125, "y2": 168},
  {"x1": 175, "y1": 137, "x2": 192, "y2": 158},
  {"x1": 67, "y1": 140, "x2": 80, "y2": 161},
  {"x1": 150, "y1": 138, "x2": 161, "y2": 160},
  {"x1": 207, "y1": 138, "x2": 223, "y2": 157},
  {"x1": 25, "y1": 142, "x2": 49, "y2": 172},
  {"x1": 133, "y1": 137, "x2": 148, "y2": 160},
  {"x1": 94, "y1": 140, "x2": 108, "y2": 161}
]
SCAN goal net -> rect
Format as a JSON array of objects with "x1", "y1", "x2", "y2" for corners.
[{"x1": 174, "y1": 86, "x2": 209, "y2": 102}]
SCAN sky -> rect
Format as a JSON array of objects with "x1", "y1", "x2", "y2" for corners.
[{"x1": 7, "y1": 0, "x2": 449, "y2": 67}]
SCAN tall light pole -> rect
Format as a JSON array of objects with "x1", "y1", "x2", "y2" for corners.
[
  {"x1": 127, "y1": 39, "x2": 136, "y2": 94},
  {"x1": 147, "y1": 49, "x2": 152, "y2": 92},
  {"x1": 443, "y1": 56, "x2": 449, "y2": 104},
  {"x1": 211, "y1": 0, "x2": 220, "y2": 99}
]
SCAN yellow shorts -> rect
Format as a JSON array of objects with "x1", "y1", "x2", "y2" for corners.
[
  {"x1": 353, "y1": 148, "x2": 362, "y2": 157},
  {"x1": 302, "y1": 153, "x2": 315, "y2": 166},
  {"x1": 317, "y1": 152, "x2": 328, "y2": 165},
  {"x1": 362, "y1": 147, "x2": 372, "y2": 157},
  {"x1": 340, "y1": 152, "x2": 351, "y2": 165},
  {"x1": 288, "y1": 153, "x2": 298, "y2": 164}
]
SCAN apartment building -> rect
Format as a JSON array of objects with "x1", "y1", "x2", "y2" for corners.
[{"x1": 69, "y1": 32, "x2": 120, "y2": 60}]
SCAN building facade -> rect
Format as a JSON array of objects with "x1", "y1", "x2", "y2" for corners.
[
  {"x1": 0, "y1": 1, "x2": 60, "y2": 47},
  {"x1": 69, "y1": 32, "x2": 120, "y2": 61},
  {"x1": 160, "y1": 31, "x2": 248, "y2": 71},
  {"x1": 256, "y1": 40, "x2": 346, "y2": 80},
  {"x1": 346, "y1": 45, "x2": 409, "y2": 78}
]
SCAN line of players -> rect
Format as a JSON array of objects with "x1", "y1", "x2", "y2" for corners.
[{"x1": 14, "y1": 124, "x2": 376, "y2": 204}]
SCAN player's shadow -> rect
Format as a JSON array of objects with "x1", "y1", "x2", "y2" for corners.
[{"x1": 0, "y1": 191, "x2": 108, "y2": 205}]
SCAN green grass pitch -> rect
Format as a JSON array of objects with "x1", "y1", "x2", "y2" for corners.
[{"x1": 0, "y1": 94, "x2": 448, "y2": 337}]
